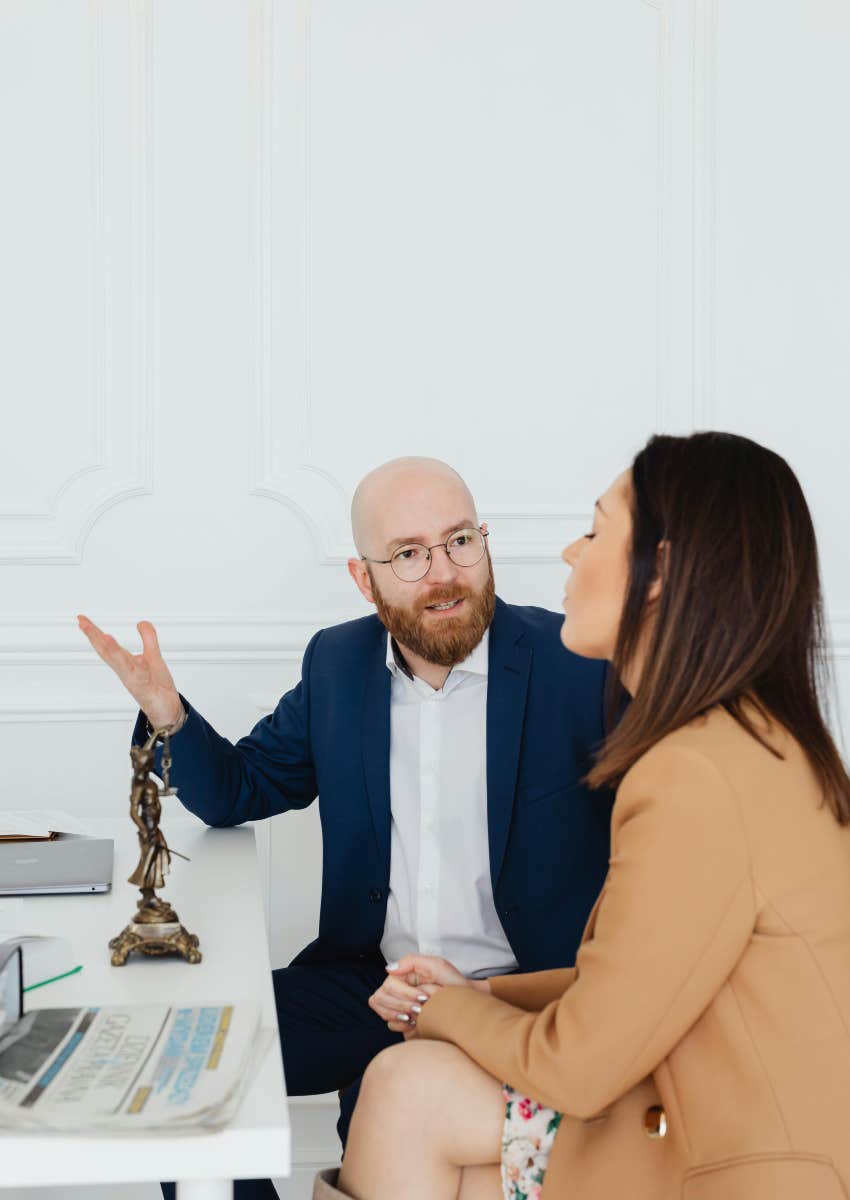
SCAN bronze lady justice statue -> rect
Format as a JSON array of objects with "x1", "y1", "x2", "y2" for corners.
[{"x1": 109, "y1": 730, "x2": 201, "y2": 965}]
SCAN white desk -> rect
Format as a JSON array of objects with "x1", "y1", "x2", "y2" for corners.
[{"x1": 0, "y1": 818, "x2": 290, "y2": 1199}]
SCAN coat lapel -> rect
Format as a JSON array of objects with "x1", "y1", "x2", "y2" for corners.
[
  {"x1": 361, "y1": 626, "x2": 392, "y2": 878},
  {"x1": 486, "y1": 599, "x2": 532, "y2": 891}
]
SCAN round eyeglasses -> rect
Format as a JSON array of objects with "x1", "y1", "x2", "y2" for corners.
[{"x1": 361, "y1": 526, "x2": 489, "y2": 582}]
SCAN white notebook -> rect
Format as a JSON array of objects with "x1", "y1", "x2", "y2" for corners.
[{"x1": 0, "y1": 935, "x2": 81, "y2": 993}]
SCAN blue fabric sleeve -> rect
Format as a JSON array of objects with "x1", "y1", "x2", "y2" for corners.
[{"x1": 131, "y1": 630, "x2": 321, "y2": 827}]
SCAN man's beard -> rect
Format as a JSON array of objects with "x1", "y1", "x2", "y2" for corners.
[{"x1": 370, "y1": 556, "x2": 497, "y2": 668}]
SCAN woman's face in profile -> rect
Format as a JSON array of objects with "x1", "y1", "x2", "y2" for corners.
[{"x1": 560, "y1": 469, "x2": 633, "y2": 660}]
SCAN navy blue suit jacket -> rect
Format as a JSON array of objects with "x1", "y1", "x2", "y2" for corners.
[{"x1": 133, "y1": 598, "x2": 613, "y2": 972}]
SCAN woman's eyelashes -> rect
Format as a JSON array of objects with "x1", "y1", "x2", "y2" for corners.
[{"x1": 584, "y1": 532, "x2": 597, "y2": 541}]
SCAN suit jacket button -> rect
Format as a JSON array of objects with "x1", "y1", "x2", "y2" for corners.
[
  {"x1": 369, "y1": 888, "x2": 383, "y2": 903},
  {"x1": 643, "y1": 1105, "x2": 667, "y2": 1139}
]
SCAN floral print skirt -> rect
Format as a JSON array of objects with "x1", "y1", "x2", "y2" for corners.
[{"x1": 500, "y1": 1084, "x2": 563, "y2": 1200}]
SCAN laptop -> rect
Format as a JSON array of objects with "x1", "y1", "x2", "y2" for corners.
[{"x1": 0, "y1": 833, "x2": 114, "y2": 896}]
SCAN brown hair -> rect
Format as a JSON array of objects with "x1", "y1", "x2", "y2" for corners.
[{"x1": 588, "y1": 432, "x2": 850, "y2": 824}]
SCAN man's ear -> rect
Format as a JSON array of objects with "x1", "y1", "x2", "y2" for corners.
[
  {"x1": 348, "y1": 557, "x2": 376, "y2": 605},
  {"x1": 646, "y1": 540, "x2": 670, "y2": 605}
]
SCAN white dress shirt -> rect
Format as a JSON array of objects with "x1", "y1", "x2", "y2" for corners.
[{"x1": 379, "y1": 628, "x2": 519, "y2": 979}]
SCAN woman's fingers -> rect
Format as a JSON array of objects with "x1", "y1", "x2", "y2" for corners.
[
  {"x1": 386, "y1": 953, "x2": 467, "y2": 988},
  {"x1": 381, "y1": 978, "x2": 429, "y2": 1006},
  {"x1": 369, "y1": 978, "x2": 433, "y2": 1025},
  {"x1": 386, "y1": 953, "x2": 434, "y2": 979},
  {"x1": 389, "y1": 1019, "x2": 418, "y2": 1038},
  {"x1": 369, "y1": 993, "x2": 413, "y2": 1022}
]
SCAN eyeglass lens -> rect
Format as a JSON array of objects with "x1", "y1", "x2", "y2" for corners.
[{"x1": 391, "y1": 529, "x2": 485, "y2": 581}]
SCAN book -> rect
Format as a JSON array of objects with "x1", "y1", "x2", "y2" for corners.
[{"x1": 0, "y1": 810, "x2": 86, "y2": 842}]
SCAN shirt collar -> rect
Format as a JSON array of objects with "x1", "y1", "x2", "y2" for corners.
[{"x1": 385, "y1": 627, "x2": 490, "y2": 681}]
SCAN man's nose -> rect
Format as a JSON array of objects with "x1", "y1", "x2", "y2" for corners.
[{"x1": 427, "y1": 546, "x2": 460, "y2": 583}]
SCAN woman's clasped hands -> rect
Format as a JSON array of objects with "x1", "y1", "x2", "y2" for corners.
[{"x1": 368, "y1": 954, "x2": 486, "y2": 1039}]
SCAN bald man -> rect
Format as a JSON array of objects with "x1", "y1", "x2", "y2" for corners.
[{"x1": 78, "y1": 458, "x2": 613, "y2": 1200}]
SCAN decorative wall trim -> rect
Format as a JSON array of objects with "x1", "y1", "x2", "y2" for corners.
[
  {"x1": 249, "y1": 0, "x2": 667, "y2": 565},
  {"x1": 2, "y1": 611, "x2": 848, "y2": 666},
  {"x1": 0, "y1": 699, "x2": 136, "y2": 724},
  {"x1": 829, "y1": 618, "x2": 850, "y2": 659},
  {"x1": 658, "y1": 0, "x2": 718, "y2": 433},
  {"x1": 0, "y1": 614, "x2": 349, "y2": 666},
  {"x1": 0, "y1": 2, "x2": 107, "y2": 521},
  {"x1": 655, "y1": 0, "x2": 675, "y2": 430},
  {"x1": 690, "y1": 0, "x2": 718, "y2": 429},
  {"x1": 0, "y1": 0, "x2": 153, "y2": 564}
]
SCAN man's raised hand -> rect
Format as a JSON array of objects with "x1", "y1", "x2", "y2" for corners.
[{"x1": 77, "y1": 615, "x2": 183, "y2": 732}]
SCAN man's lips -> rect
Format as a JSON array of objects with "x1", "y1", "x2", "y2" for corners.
[{"x1": 423, "y1": 597, "x2": 466, "y2": 616}]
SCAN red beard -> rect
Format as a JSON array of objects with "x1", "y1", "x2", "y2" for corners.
[{"x1": 370, "y1": 557, "x2": 496, "y2": 668}]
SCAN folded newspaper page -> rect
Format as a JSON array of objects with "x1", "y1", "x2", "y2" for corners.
[{"x1": 0, "y1": 942, "x2": 266, "y2": 1134}]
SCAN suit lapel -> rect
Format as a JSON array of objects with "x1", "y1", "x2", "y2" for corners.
[
  {"x1": 487, "y1": 599, "x2": 532, "y2": 891},
  {"x1": 362, "y1": 627, "x2": 392, "y2": 878}
]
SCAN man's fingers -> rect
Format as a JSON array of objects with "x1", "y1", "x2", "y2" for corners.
[
  {"x1": 78, "y1": 616, "x2": 125, "y2": 667},
  {"x1": 137, "y1": 620, "x2": 163, "y2": 662},
  {"x1": 77, "y1": 615, "x2": 139, "y2": 685},
  {"x1": 77, "y1": 614, "x2": 111, "y2": 658}
]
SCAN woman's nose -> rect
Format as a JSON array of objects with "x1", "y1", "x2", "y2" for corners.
[{"x1": 562, "y1": 538, "x2": 582, "y2": 567}]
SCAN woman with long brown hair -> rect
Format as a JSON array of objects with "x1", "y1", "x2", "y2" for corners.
[{"x1": 315, "y1": 432, "x2": 850, "y2": 1200}]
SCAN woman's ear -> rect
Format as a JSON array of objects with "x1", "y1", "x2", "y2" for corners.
[{"x1": 646, "y1": 539, "x2": 670, "y2": 604}]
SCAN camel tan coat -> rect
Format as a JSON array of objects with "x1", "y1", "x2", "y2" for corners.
[{"x1": 417, "y1": 704, "x2": 850, "y2": 1200}]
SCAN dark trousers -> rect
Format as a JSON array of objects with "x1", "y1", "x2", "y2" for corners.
[{"x1": 162, "y1": 957, "x2": 402, "y2": 1200}]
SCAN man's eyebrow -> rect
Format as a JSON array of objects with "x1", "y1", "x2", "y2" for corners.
[{"x1": 386, "y1": 520, "x2": 476, "y2": 552}]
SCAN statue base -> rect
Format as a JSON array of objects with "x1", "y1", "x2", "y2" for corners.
[{"x1": 110, "y1": 898, "x2": 201, "y2": 965}]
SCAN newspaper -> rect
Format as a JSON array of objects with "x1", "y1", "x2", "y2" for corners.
[{"x1": 0, "y1": 943, "x2": 267, "y2": 1134}]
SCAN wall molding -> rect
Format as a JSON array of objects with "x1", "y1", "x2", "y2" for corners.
[
  {"x1": 248, "y1": 0, "x2": 671, "y2": 565},
  {"x1": 0, "y1": 699, "x2": 137, "y2": 724},
  {"x1": 690, "y1": 0, "x2": 718, "y2": 429},
  {"x1": 829, "y1": 618, "x2": 850, "y2": 659},
  {"x1": 0, "y1": 613, "x2": 350, "y2": 666},
  {"x1": 658, "y1": 0, "x2": 719, "y2": 432},
  {"x1": 0, "y1": 0, "x2": 153, "y2": 564},
  {"x1": 1, "y1": 610, "x2": 848, "y2": 666},
  {"x1": 0, "y1": 1, "x2": 107, "y2": 521}
]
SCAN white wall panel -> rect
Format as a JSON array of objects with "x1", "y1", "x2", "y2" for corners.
[
  {"x1": 713, "y1": 0, "x2": 850, "y2": 614},
  {"x1": 1, "y1": 3, "x2": 849, "y2": 1192},
  {"x1": 256, "y1": 0, "x2": 667, "y2": 562},
  {"x1": 0, "y1": 0, "x2": 153, "y2": 564}
]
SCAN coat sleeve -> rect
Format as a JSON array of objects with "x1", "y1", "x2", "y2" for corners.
[
  {"x1": 132, "y1": 631, "x2": 321, "y2": 827},
  {"x1": 417, "y1": 743, "x2": 756, "y2": 1117},
  {"x1": 489, "y1": 968, "x2": 577, "y2": 1012}
]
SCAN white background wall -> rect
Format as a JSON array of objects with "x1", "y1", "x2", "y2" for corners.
[{"x1": 1, "y1": 1, "x2": 849, "y2": 1196}]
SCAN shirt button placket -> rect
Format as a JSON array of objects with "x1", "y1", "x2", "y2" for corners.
[{"x1": 417, "y1": 695, "x2": 441, "y2": 957}]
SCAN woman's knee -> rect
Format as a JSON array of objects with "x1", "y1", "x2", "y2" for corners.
[{"x1": 358, "y1": 1040, "x2": 463, "y2": 1124}]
